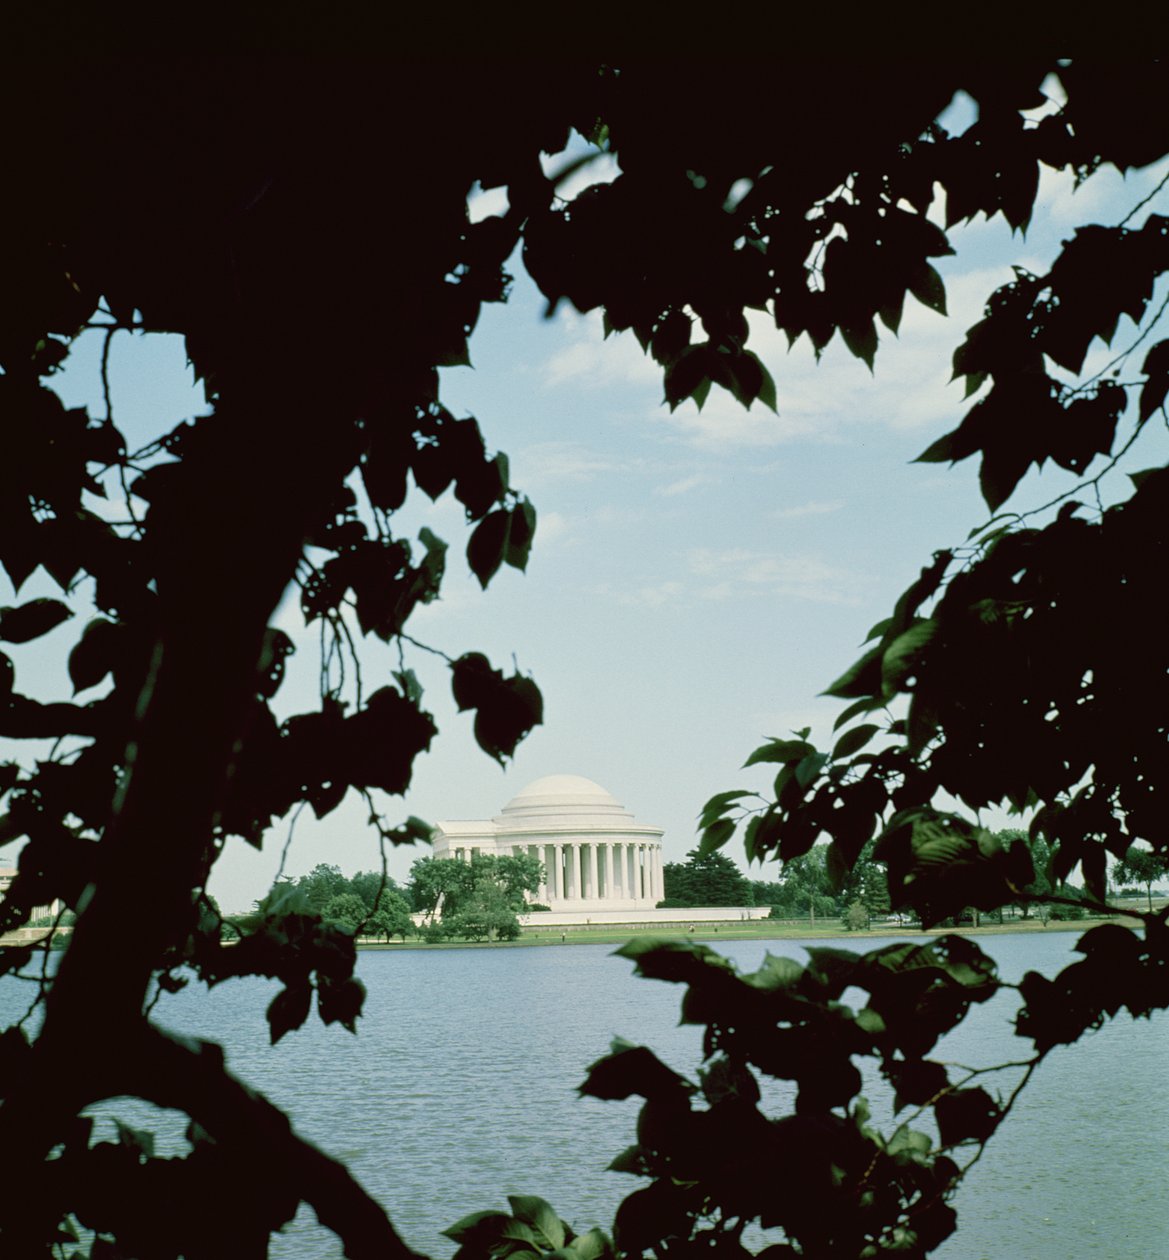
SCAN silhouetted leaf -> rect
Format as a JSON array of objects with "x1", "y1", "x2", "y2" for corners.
[
  {"x1": 0, "y1": 598, "x2": 72, "y2": 643},
  {"x1": 317, "y1": 975, "x2": 365, "y2": 1033},
  {"x1": 1139, "y1": 339, "x2": 1169, "y2": 424},
  {"x1": 505, "y1": 499, "x2": 537, "y2": 572},
  {"x1": 266, "y1": 982, "x2": 311, "y2": 1045},
  {"x1": 934, "y1": 1087, "x2": 1000, "y2": 1146},
  {"x1": 467, "y1": 510, "x2": 510, "y2": 589}
]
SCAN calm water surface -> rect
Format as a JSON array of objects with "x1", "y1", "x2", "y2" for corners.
[{"x1": 4, "y1": 933, "x2": 1166, "y2": 1259}]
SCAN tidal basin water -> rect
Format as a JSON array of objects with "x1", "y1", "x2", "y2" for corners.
[{"x1": 5, "y1": 932, "x2": 1167, "y2": 1258}]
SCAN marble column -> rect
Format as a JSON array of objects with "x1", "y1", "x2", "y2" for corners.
[
  {"x1": 624, "y1": 844, "x2": 635, "y2": 899},
  {"x1": 535, "y1": 844, "x2": 547, "y2": 902},
  {"x1": 552, "y1": 844, "x2": 563, "y2": 901},
  {"x1": 569, "y1": 843, "x2": 582, "y2": 899},
  {"x1": 587, "y1": 844, "x2": 598, "y2": 901}
]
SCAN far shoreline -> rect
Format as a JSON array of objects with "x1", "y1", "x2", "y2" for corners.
[{"x1": 354, "y1": 912, "x2": 1143, "y2": 951}]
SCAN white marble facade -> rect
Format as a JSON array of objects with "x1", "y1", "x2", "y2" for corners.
[{"x1": 432, "y1": 775, "x2": 665, "y2": 910}]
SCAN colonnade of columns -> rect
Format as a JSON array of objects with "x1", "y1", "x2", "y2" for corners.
[{"x1": 450, "y1": 839, "x2": 664, "y2": 905}]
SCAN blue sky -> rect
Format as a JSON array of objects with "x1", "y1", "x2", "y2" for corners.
[{"x1": 4, "y1": 98, "x2": 1167, "y2": 912}]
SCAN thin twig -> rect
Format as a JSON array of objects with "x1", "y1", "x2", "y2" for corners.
[
  {"x1": 274, "y1": 800, "x2": 309, "y2": 888},
  {"x1": 1118, "y1": 168, "x2": 1169, "y2": 229},
  {"x1": 397, "y1": 632, "x2": 454, "y2": 664}
]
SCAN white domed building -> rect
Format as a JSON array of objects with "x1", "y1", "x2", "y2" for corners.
[{"x1": 432, "y1": 774, "x2": 665, "y2": 911}]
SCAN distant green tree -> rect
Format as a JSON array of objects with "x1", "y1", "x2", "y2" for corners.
[
  {"x1": 444, "y1": 883, "x2": 522, "y2": 942},
  {"x1": 780, "y1": 846, "x2": 837, "y2": 924},
  {"x1": 408, "y1": 851, "x2": 542, "y2": 937},
  {"x1": 321, "y1": 893, "x2": 370, "y2": 933},
  {"x1": 365, "y1": 892, "x2": 414, "y2": 942},
  {"x1": 660, "y1": 850, "x2": 753, "y2": 907},
  {"x1": 494, "y1": 853, "x2": 544, "y2": 908},
  {"x1": 842, "y1": 902, "x2": 870, "y2": 932},
  {"x1": 838, "y1": 841, "x2": 891, "y2": 921},
  {"x1": 347, "y1": 869, "x2": 404, "y2": 913},
  {"x1": 747, "y1": 879, "x2": 788, "y2": 911},
  {"x1": 297, "y1": 863, "x2": 351, "y2": 912},
  {"x1": 408, "y1": 855, "x2": 472, "y2": 915},
  {"x1": 1114, "y1": 846, "x2": 1169, "y2": 914}
]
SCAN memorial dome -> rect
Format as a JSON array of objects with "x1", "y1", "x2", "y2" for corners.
[{"x1": 498, "y1": 774, "x2": 631, "y2": 825}]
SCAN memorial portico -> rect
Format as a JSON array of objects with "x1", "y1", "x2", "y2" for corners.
[{"x1": 432, "y1": 775, "x2": 665, "y2": 911}]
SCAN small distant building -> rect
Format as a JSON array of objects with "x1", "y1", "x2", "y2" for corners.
[{"x1": 433, "y1": 774, "x2": 665, "y2": 911}]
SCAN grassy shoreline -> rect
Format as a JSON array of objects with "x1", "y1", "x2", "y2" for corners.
[{"x1": 356, "y1": 913, "x2": 1142, "y2": 951}]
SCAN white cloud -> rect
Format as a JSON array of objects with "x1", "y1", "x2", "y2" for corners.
[
  {"x1": 542, "y1": 311, "x2": 660, "y2": 390},
  {"x1": 589, "y1": 579, "x2": 684, "y2": 609},
  {"x1": 772, "y1": 499, "x2": 845, "y2": 520},
  {"x1": 688, "y1": 547, "x2": 866, "y2": 606},
  {"x1": 518, "y1": 440, "x2": 626, "y2": 484},
  {"x1": 533, "y1": 509, "x2": 569, "y2": 546},
  {"x1": 655, "y1": 474, "x2": 709, "y2": 498}
]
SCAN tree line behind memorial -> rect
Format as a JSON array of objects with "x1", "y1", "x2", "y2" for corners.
[{"x1": 228, "y1": 834, "x2": 1167, "y2": 944}]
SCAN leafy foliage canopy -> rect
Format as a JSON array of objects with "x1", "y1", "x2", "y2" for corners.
[{"x1": 0, "y1": 32, "x2": 1166, "y2": 1260}]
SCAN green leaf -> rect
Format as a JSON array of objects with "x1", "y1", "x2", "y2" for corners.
[
  {"x1": 840, "y1": 319, "x2": 878, "y2": 369},
  {"x1": 743, "y1": 738, "x2": 814, "y2": 767},
  {"x1": 698, "y1": 818, "x2": 735, "y2": 855},
  {"x1": 795, "y1": 751, "x2": 827, "y2": 788},
  {"x1": 508, "y1": 1196, "x2": 566, "y2": 1249},
  {"x1": 832, "y1": 695, "x2": 881, "y2": 731},
  {"x1": 467, "y1": 509, "x2": 511, "y2": 589},
  {"x1": 569, "y1": 1227, "x2": 611, "y2": 1260},
  {"x1": 607, "y1": 1145, "x2": 647, "y2": 1175},
  {"x1": 886, "y1": 1125, "x2": 932, "y2": 1159},
  {"x1": 506, "y1": 498, "x2": 537, "y2": 572},
  {"x1": 908, "y1": 260, "x2": 947, "y2": 314},
  {"x1": 823, "y1": 645, "x2": 883, "y2": 700},
  {"x1": 880, "y1": 620, "x2": 937, "y2": 697},
  {"x1": 443, "y1": 1211, "x2": 513, "y2": 1244},
  {"x1": 757, "y1": 360, "x2": 778, "y2": 412},
  {"x1": 0, "y1": 599, "x2": 73, "y2": 644},
  {"x1": 833, "y1": 724, "x2": 879, "y2": 759},
  {"x1": 914, "y1": 430, "x2": 959, "y2": 464},
  {"x1": 698, "y1": 790, "x2": 751, "y2": 829},
  {"x1": 393, "y1": 668, "x2": 424, "y2": 705}
]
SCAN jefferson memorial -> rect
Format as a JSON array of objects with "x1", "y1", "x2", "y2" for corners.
[{"x1": 433, "y1": 774, "x2": 665, "y2": 911}]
